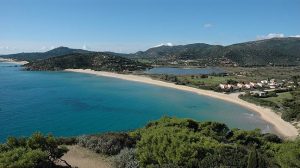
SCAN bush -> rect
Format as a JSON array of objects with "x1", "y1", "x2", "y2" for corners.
[
  {"x1": 275, "y1": 139, "x2": 300, "y2": 168},
  {"x1": 0, "y1": 147, "x2": 48, "y2": 168},
  {"x1": 77, "y1": 133, "x2": 136, "y2": 155},
  {"x1": 133, "y1": 117, "x2": 278, "y2": 167},
  {"x1": 113, "y1": 148, "x2": 139, "y2": 168},
  {"x1": 0, "y1": 132, "x2": 69, "y2": 168}
]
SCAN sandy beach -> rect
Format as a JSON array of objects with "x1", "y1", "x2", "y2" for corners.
[
  {"x1": 65, "y1": 69, "x2": 299, "y2": 138},
  {"x1": 0, "y1": 58, "x2": 29, "y2": 65}
]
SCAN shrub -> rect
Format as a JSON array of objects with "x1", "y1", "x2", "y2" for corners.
[
  {"x1": 77, "y1": 133, "x2": 136, "y2": 155},
  {"x1": 113, "y1": 148, "x2": 139, "y2": 168},
  {"x1": 0, "y1": 147, "x2": 48, "y2": 168},
  {"x1": 0, "y1": 132, "x2": 69, "y2": 168}
]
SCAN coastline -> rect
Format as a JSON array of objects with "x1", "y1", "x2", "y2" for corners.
[
  {"x1": 65, "y1": 69, "x2": 299, "y2": 138},
  {"x1": 0, "y1": 58, "x2": 29, "y2": 65}
]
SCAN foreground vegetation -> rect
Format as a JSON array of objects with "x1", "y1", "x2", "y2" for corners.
[
  {"x1": 0, "y1": 133, "x2": 75, "y2": 168},
  {"x1": 2, "y1": 117, "x2": 300, "y2": 168}
]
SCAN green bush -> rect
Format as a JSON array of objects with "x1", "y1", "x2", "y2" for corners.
[
  {"x1": 275, "y1": 139, "x2": 300, "y2": 168},
  {"x1": 77, "y1": 133, "x2": 136, "y2": 155},
  {"x1": 113, "y1": 148, "x2": 139, "y2": 168},
  {"x1": 0, "y1": 132, "x2": 69, "y2": 168},
  {"x1": 132, "y1": 117, "x2": 280, "y2": 167}
]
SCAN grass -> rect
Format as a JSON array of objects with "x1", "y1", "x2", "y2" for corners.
[
  {"x1": 224, "y1": 66, "x2": 300, "y2": 81},
  {"x1": 262, "y1": 92, "x2": 292, "y2": 105}
]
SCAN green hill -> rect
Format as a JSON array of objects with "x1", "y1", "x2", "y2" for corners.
[
  {"x1": 2, "y1": 37, "x2": 300, "y2": 66},
  {"x1": 24, "y1": 52, "x2": 151, "y2": 72},
  {"x1": 0, "y1": 47, "x2": 92, "y2": 61},
  {"x1": 130, "y1": 37, "x2": 300, "y2": 66}
]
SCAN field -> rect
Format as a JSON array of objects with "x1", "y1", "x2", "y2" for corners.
[
  {"x1": 224, "y1": 66, "x2": 300, "y2": 80},
  {"x1": 262, "y1": 92, "x2": 293, "y2": 105}
]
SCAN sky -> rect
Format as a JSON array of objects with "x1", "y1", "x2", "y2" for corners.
[{"x1": 0, "y1": 0, "x2": 300, "y2": 54}]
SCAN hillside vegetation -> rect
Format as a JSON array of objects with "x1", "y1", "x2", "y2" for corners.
[
  {"x1": 129, "y1": 37, "x2": 300, "y2": 66},
  {"x1": 1, "y1": 117, "x2": 300, "y2": 168},
  {"x1": 24, "y1": 52, "x2": 151, "y2": 72},
  {"x1": 78, "y1": 117, "x2": 299, "y2": 168},
  {"x1": 2, "y1": 38, "x2": 300, "y2": 66},
  {"x1": 0, "y1": 47, "x2": 91, "y2": 61}
]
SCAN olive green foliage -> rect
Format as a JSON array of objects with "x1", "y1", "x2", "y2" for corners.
[
  {"x1": 275, "y1": 139, "x2": 300, "y2": 168},
  {"x1": 113, "y1": 148, "x2": 139, "y2": 168},
  {"x1": 0, "y1": 132, "x2": 69, "y2": 168},
  {"x1": 129, "y1": 37, "x2": 300, "y2": 66},
  {"x1": 24, "y1": 52, "x2": 151, "y2": 72},
  {"x1": 131, "y1": 117, "x2": 285, "y2": 168},
  {"x1": 77, "y1": 133, "x2": 136, "y2": 155},
  {"x1": 282, "y1": 89, "x2": 300, "y2": 121}
]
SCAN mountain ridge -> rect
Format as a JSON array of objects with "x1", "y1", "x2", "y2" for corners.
[{"x1": 2, "y1": 37, "x2": 300, "y2": 66}]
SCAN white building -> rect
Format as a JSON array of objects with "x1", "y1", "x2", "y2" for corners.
[
  {"x1": 244, "y1": 84, "x2": 251, "y2": 89},
  {"x1": 261, "y1": 80, "x2": 268, "y2": 84},
  {"x1": 219, "y1": 84, "x2": 226, "y2": 89},
  {"x1": 250, "y1": 91, "x2": 267, "y2": 97},
  {"x1": 257, "y1": 82, "x2": 263, "y2": 87},
  {"x1": 237, "y1": 83, "x2": 244, "y2": 88}
]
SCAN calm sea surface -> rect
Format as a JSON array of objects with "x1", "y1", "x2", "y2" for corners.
[{"x1": 0, "y1": 62, "x2": 274, "y2": 141}]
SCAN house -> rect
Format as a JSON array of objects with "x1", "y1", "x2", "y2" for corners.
[
  {"x1": 269, "y1": 82, "x2": 277, "y2": 89},
  {"x1": 237, "y1": 83, "x2": 244, "y2": 88},
  {"x1": 219, "y1": 84, "x2": 226, "y2": 89},
  {"x1": 261, "y1": 80, "x2": 268, "y2": 84},
  {"x1": 250, "y1": 91, "x2": 267, "y2": 97},
  {"x1": 244, "y1": 84, "x2": 252, "y2": 89},
  {"x1": 257, "y1": 82, "x2": 263, "y2": 87},
  {"x1": 250, "y1": 82, "x2": 257, "y2": 87}
]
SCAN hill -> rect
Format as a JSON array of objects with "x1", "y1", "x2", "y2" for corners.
[
  {"x1": 0, "y1": 47, "x2": 92, "y2": 61},
  {"x1": 2, "y1": 38, "x2": 300, "y2": 66},
  {"x1": 130, "y1": 37, "x2": 300, "y2": 66},
  {"x1": 24, "y1": 52, "x2": 151, "y2": 72}
]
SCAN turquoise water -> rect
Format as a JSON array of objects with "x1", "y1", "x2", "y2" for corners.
[
  {"x1": 0, "y1": 62, "x2": 274, "y2": 141},
  {"x1": 145, "y1": 67, "x2": 225, "y2": 75}
]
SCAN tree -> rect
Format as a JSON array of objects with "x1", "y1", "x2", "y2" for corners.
[{"x1": 247, "y1": 148, "x2": 258, "y2": 168}]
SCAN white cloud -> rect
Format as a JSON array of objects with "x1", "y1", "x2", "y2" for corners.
[
  {"x1": 82, "y1": 44, "x2": 87, "y2": 50},
  {"x1": 289, "y1": 35, "x2": 300, "y2": 38},
  {"x1": 256, "y1": 33, "x2": 285, "y2": 40},
  {"x1": 203, "y1": 23, "x2": 213, "y2": 28},
  {"x1": 153, "y1": 42, "x2": 174, "y2": 48}
]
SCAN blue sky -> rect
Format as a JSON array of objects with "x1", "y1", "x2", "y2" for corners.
[{"x1": 0, "y1": 0, "x2": 300, "y2": 54}]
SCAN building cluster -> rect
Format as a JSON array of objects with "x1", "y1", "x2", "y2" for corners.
[{"x1": 219, "y1": 79, "x2": 298, "y2": 94}]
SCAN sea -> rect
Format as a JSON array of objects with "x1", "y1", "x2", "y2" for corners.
[{"x1": 0, "y1": 62, "x2": 274, "y2": 141}]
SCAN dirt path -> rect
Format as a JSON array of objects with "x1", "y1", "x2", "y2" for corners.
[{"x1": 61, "y1": 145, "x2": 113, "y2": 168}]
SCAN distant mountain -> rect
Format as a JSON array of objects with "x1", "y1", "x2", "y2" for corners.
[
  {"x1": 3, "y1": 37, "x2": 300, "y2": 66},
  {"x1": 24, "y1": 52, "x2": 151, "y2": 72},
  {"x1": 130, "y1": 43, "x2": 224, "y2": 60},
  {"x1": 130, "y1": 37, "x2": 300, "y2": 66},
  {"x1": 0, "y1": 47, "x2": 92, "y2": 61},
  {"x1": 224, "y1": 37, "x2": 300, "y2": 66}
]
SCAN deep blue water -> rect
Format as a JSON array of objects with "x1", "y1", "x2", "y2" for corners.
[
  {"x1": 0, "y1": 62, "x2": 274, "y2": 141},
  {"x1": 145, "y1": 67, "x2": 225, "y2": 75}
]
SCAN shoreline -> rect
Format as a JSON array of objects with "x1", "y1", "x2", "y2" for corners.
[
  {"x1": 65, "y1": 69, "x2": 298, "y2": 138},
  {"x1": 0, "y1": 58, "x2": 29, "y2": 65}
]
